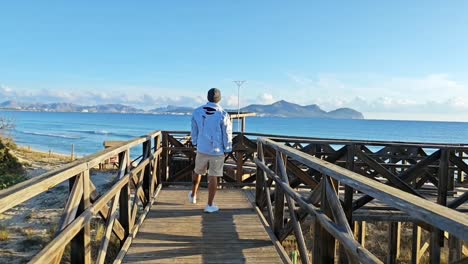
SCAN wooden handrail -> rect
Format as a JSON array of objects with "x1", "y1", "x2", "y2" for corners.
[
  {"x1": 255, "y1": 137, "x2": 468, "y2": 263},
  {"x1": 0, "y1": 130, "x2": 163, "y2": 263},
  {"x1": 257, "y1": 137, "x2": 468, "y2": 240},
  {"x1": 0, "y1": 130, "x2": 162, "y2": 214}
]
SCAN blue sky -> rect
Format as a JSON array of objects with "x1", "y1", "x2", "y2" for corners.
[{"x1": 1, "y1": 1, "x2": 468, "y2": 121}]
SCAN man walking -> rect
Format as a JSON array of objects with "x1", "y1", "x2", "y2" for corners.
[{"x1": 189, "y1": 88, "x2": 232, "y2": 213}]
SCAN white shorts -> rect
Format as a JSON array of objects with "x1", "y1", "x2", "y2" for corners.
[{"x1": 194, "y1": 152, "x2": 225, "y2": 177}]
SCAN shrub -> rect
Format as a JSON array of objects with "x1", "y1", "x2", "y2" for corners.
[
  {"x1": 0, "y1": 137, "x2": 25, "y2": 189},
  {"x1": 0, "y1": 225, "x2": 9, "y2": 241}
]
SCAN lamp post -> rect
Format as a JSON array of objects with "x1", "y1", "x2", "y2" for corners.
[{"x1": 233, "y1": 80, "x2": 246, "y2": 133}]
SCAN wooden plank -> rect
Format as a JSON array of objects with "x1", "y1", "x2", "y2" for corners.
[
  {"x1": 122, "y1": 189, "x2": 283, "y2": 264},
  {"x1": 449, "y1": 191, "x2": 468, "y2": 209}
]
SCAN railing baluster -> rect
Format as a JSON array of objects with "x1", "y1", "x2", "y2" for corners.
[
  {"x1": 70, "y1": 173, "x2": 86, "y2": 264},
  {"x1": 273, "y1": 151, "x2": 285, "y2": 237},
  {"x1": 142, "y1": 139, "x2": 151, "y2": 205},
  {"x1": 256, "y1": 141, "x2": 265, "y2": 207},
  {"x1": 277, "y1": 153, "x2": 310, "y2": 264},
  {"x1": 97, "y1": 190, "x2": 121, "y2": 264},
  {"x1": 118, "y1": 150, "x2": 131, "y2": 240}
]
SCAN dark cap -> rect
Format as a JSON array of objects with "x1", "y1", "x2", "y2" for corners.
[{"x1": 207, "y1": 88, "x2": 221, "y2": 103}]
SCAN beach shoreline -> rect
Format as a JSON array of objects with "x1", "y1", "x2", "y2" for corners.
[{"x1": 0, "y1": 142, "x2": 118, "y2": 263}]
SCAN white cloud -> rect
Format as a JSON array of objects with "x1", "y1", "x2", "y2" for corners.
[
  {"x1": 257, "y1": 93, "x2": 275, "y2": 104},
  {"x1": 283, "y1": 73, "x2": 468, "y2": 120},
  {"x1": 3, "y1": 72, "x2": 468, "y2": 121}
]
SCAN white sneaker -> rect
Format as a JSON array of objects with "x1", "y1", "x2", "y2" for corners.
[
  {"x1": 204, "y1": 204, "x2": 219, "y2": 213},
  {"x1": 188, "y1": 191, "x2": 197, "y2": 204}
]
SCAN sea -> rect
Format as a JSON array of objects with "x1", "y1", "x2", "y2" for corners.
[{"x1": 1, "y1": 110, "x2": 468, "y2": 158}]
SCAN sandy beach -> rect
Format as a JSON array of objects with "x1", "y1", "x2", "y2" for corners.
[{"x1": 0, "y1": 145, "x2": 118, "y2": 263}]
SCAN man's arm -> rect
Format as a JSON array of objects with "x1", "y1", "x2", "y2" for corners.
[
  {"x1": 221, "y1": 113, "x2": 232, "y2": 153},
  {"x1": 191, "y1": 115, "x2": 198, "y2": 147}
]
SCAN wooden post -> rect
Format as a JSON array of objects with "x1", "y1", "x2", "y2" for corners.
[
  {"x1": 411, "y1": 224, "x2": 422, "y2": 264},
  {"x1": 255, "y1": 142, "x2": 265, "y2": 207},
  {"x1": 354, "y1": 221, "x2": 366, "y2": 245},
  {"x1": 142, "y1": 140, "x2": 151, "y2": 204},
  {"x1": 277, "y1": 153, "x2": 310, "y2": 264},
  {"x1": 430, "y1": 148, "x2": 449, "y2": 263},
  {"x1": 273, "y1": 178, "x2": 285, "y2": 236},
  {"x1": 236, "y1": 150, "x2": 243, "y2": 183},
  {"x1": 457, "y1": 150, "x2": 465, "y2": 183},
  {"x1": 161, "y1": 132, "x2": 169, "y2": 182},
  {"x1": 154, "y1": 134, "x2": 162, "y2": 192},
  {"x1": 342, "y1": 145, "x2": 355, "y2": 264},
  {"x1": 82, "y1": 171, "x2": 91, "y2": 263},
  {"x1": 448, "y1": 149, "x2": 455, "y2": 191},
  {"x1": 71, "y1": 144, "x2": 75, "y2": 161},
  {"x1": 118, "y1": 151, "x2": 131, "y2": 241},
  {"x1": 344, "y1": 144, "x2": 355, "y2": 227},
  {"x1": 313, "y1": 175, "x2": 335, "y2": 264},
  {"x1": 241, "y1": 117, "x2": 246, "y2": 132},
  {"x1": 448, "y1": 234, "x2": 462, "y2": 263},
  {"x1": 387, "y1": 222, "x2": 402, "y2": 264},
  {"x1": 69, "y1": 174, "x2": 85, "y2": 264}
]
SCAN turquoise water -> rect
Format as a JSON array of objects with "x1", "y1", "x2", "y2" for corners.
[{"x1": 1, "y1": 110, "x2": 468, "y2": 157}]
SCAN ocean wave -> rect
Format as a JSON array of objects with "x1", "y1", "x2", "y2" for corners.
[
  {"x1": 67, "y1": 129, "x2": 135, "y2": 138},
  {"x1": 17, "y1": 130, "x2": 84, "y2": 139}
]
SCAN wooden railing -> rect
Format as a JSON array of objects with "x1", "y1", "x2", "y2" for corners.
[
  {"x1": 1, "y1": 130, "x2": 468, "y2": 263},
  {"x1": 0, "y1": 130, "x2": 163, "y2": 264},
  {"x1": 254, "y1": 137, "x2": 468, "y2": 264},
  {"x1": 161, "y1": 131, "x2": 257, "y2": 185}
]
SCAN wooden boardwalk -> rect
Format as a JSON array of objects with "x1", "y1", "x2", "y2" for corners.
[{"x1": 123, "y1": 188, "x2": 284, "y2": 263}]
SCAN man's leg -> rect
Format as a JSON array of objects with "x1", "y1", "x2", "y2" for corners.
[
  {"x1": 207, "y1": 176, "x2": 218, "y2": 206},
  {"x1": 191, "y1": 171, "x2": 202, "y2": 199}
]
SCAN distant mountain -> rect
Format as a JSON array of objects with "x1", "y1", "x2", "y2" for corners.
[
  {"x1": 0, "y1": 100, "x2": 25, "y2": 109},
  {"x1": 326, "y1": 108, "x2": 364, "y2": 119},
  {"x1": 241, "y1": 100, "x2": 364, "y2": 119},
  {"x1": 0, "y1": 101, "x2": 144, "y2": 113},
  {"x1": 81, "y1": 104, "x2": 143, "y2": 113},
  {"x1": 0, "y1": 99, "x2": 364, "y2": 119},
  {"x1": 149, "y1": 105, "x2": 194, "y2": 114}
]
